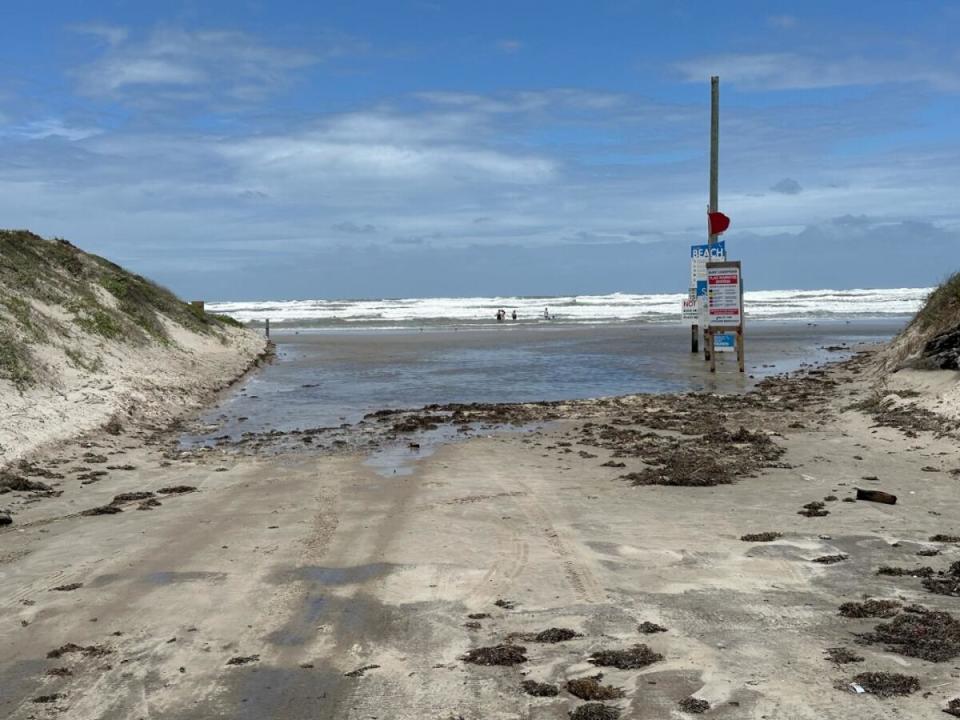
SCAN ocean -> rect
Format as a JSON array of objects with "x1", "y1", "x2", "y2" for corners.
[
  {"x1": 188, "y1": 288, "x2": 921, "y2": 443},
  {"x1": 207, "y1": 287, "x2": 930, "y2": 330}
]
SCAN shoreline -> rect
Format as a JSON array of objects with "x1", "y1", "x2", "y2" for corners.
[{"x1": 3, "y1": 339, "x2": 960, "y2": 718}]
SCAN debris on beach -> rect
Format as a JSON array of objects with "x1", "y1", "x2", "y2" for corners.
[
  {"x1": 226, "y1": 654, "x2": 260, "y2": 666},
  {"x1": 622, "y1": 453, "x2": 733, "y2": 486},
  {"x1": 157, "y1": 485, "x2": 197, "y2": 494},
  {"x1": 877, "y1": 565, "x2": 934, "y2": 577},
  {"x1": 930, "y1": 534, "x2": 960, "y2": 543},
  {"x1": 521, "y1": 627, "x2": 580, "y2": 643},
  {"x1": 0, "y1": 512, "x2": 12, "y2": 526},
  {"x1": 917, "y1": 547, "x2": 940, "y2": 556},
  {"x1": 922, "y1": 561, "x2": 960, "y2": 597},
  {"x1": 494, "y1": 598, "x2": 516, "y2": 609},
  {"x1": 944, "y1": 698, "x2": 960, "y2": 717},
  {"x1": 857, "y1": 607, "x2": 960, "y2": 661},
  {"x1": 78, "y1": 470, "x2": 108, "y2": 484},
  {"x1": 46, "y1": 667, "x2": 73, "y2": 677},
  {"x1": 50, "y1": 583, "x2": 82, "y2": 592},
  {"x1": 741, "y1": 531, "x2": 781, "y2": 542},
  {"x1": 344, "y1": 664, "x2": 380, "y2": 677},
  {"x1": 567, "y1": 676, "x2": 624, "y2": 700},
  {"x1": 462, "y1": 644, "x2": 527, "y2": 666},
  {"x1": 825, "y1": 647, "x2": 864, "y2": 664},
  {"x1": 798, "y1": 501, "x2": 829, "y2": 517},
  {"x1": 47, "y1": 642, "x2": 111, "y2": 659},
  {"x1": 638, "y1": 621, "x2": 667, "y2": 634},
  {"x1": 813, "y1": 554, "x2": 848, "y2": 564},
  {"x1": 589, "y1": 644, "x2": 663, "y2": 670},
  {"x1": 32, "y1": 693, "x2": 65, "y2": 704},
  {"x1": 0, "y1": 472, "x2": 53, "y2": 493},
  {"x1": 81, "y1": 505, "x2": 123, "y2": 516},
  {"x1": 838, "y1": 599, "x2": 901, "y2": 618},
  {"x1": 569, "y1": 703, "x2": 621, "y2": 720},
  {"x1": 847, "y1": 672, "x2": 920, "y2": 697},
  {"x1": 466, "y1": 613, "x2": 490, "y2": 620},
  {"x1": 110, "y1": 491, "x2": 154, "y2": 505},
  {"x1": 678, "y1": 697, "x2": 710, "y2": 713},
  {"x1": 855, "y1": 488, "x2": 897, "y2": 504},
  {"x1": 138, "y1": 498, "x2": 162, "y2": 510},
  {"x1": 391, "y1": 414, "x2": 446, "y2": 432},
  {"x1": 521, "y1": 679, "x2": 559, "y2": 697}
]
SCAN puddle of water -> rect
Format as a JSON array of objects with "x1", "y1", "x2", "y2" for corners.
[
  {"x1": 363, "y1": 424, "x2": 466, "y2": 477},
  {"x1": 284, "y1": 563, "x2": 397, "y2": 585},
  {"x1": 363, "y1": 421, "x2": 551, "y2": 478}
]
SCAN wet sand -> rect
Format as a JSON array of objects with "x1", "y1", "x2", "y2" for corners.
[
  {"x1": 195, "y1": 319, "x2": 904, "y2": 438},
  {"x1": 4, "y1": 344, "x2": 960, "y2": 719}
]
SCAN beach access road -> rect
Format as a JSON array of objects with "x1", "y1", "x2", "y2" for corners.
[{"x1": 3, "y1": 356, "x2": 960, "y2": 719}]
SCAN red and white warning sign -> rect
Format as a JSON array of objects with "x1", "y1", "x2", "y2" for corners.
[{"x1": 706, "y1": 261, "x2": 742, "y2": 327}]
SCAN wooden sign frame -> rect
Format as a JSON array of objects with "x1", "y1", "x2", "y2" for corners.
[{"x1": 705, "y1": 260, "x2": 744, "y2": 373}]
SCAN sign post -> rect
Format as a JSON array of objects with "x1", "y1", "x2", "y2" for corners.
[{"x1": 705, "y1": 260, "x2": 744, "y2": 373}]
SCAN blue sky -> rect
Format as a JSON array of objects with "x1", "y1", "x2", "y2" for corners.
[{"x1": 2, "y1": 1, "x2": 959, "y2": 298}]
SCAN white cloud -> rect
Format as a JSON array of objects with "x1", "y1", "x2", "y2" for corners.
[
  {"x1": 1, "y1": 118, "x2": 101, "y2": 141},
  {"x1": 73, "y1": 26, "x2": 322, "y2": 102},
  {"x1": 675, "y1": 52, "x2": 960, "y2": 91}
]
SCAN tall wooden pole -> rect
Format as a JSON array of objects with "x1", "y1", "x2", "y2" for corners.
[
  {"x1": 704, "y1": 76, "x2": 719, "y2": 362},
  {"x1": 709, "y1": 76, "x2": 719, "y2": 244}
]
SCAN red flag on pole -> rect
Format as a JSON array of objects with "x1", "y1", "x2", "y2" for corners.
[{"x1": 708, "y1": 211, "x2": 730, "y2": 235}]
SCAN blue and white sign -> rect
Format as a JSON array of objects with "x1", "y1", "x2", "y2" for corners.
[
  {"x1": 713, "y1": 332, "x2": 736, "y2": 352},
  {"x1": 690, "y1": 241, "x2": 726, "y2": 298}
]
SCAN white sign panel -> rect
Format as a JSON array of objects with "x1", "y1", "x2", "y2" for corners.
[
  {"x1": 681, "y1": 297, "x2": 699, "y2": 322},
  {"x1": 706, "y1": 262, "x2": 742, "y2": 327}
]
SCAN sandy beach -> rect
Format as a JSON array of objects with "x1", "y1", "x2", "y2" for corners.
[{"x1": 3, "y1": 341, "x2": 960, "y2": 719}]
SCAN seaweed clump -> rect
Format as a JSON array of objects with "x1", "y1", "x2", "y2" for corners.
[
  {"x1": 569, "y1": 704, "x2": 620, "y2": 720},
  {"x1": 678, "y1": 697, "x2": 710, "y2": 713},
  {"x1": 850, "y1": 671, "x2": 919, "y2": 697},
  {"x1": 825, "y1": 647, "x2": 863, "y2": 665},
  {"x1": 838, "y1": 599, "x2": 900, "y2": 618},
  {"x1": 637, "y1": 621, "x2": 667, "y2": 634},
  {"x1": 521, "y1": 679, "x2": 559, "y2": 697},
  {"x1": 741, "y1": 531, "x2": 781, "y2": 542},
  {"x1": 858, "y1": 609, "x2": 960, "y2": 662},
  {"x1": 589, "y1": 644, "x2": 663, "y2": 670},
  {"x1": 922, "y1": 560, "x2": 960, "y2": 597},
  {"x1": 462, "y1": 644, "x2": 527, "y2": 666},
  {"x1": 566, "y1": 676, "x2": 624, "y2": 701}
]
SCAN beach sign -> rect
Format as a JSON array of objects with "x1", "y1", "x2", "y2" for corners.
[
  {"x1": 706, "y1": 261, "x2": 742, "y2": 327},
  {"x1": 713, "y1": 332, "x2": 736, "y2": 352},
  {"x1": 681, "y1": 297, "x2": 699, "y2": 322},
  {"x1": 690, "y1": 240, "x2": 726, "y2": 299}
]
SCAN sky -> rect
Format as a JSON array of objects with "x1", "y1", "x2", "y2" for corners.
[{"x1": 1, "y1": 1, "x2": 959, "y2": 299}]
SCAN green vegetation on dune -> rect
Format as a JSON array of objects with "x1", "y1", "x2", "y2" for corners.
[
  {"x1": 913, "y1": 271, "x2": 960, "y2": 333},
  {"x1": 881, "y1": 271, "x2": 960, "y2": 371},
  {"x1": 0, "y1": 229, "x2": 241, "y2": 390}
]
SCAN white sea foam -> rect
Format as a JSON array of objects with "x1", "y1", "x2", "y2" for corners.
[{"x1": 208, "y1": 287, "x2": 931, "y2": 328}]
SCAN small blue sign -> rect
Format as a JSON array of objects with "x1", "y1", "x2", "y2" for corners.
[
  {"x1": 689, "y1": 240, "x2": 726, "y2": 260},
  {"x1": 713, "y1": 332, "x2": 736, "y2": 352}
]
